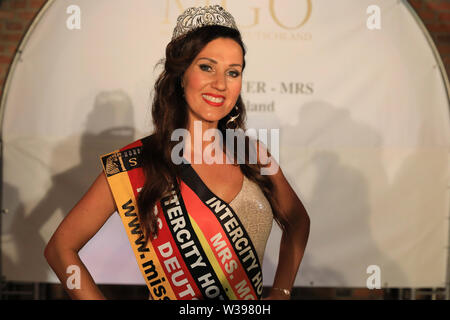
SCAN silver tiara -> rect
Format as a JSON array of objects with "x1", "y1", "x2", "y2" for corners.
[{"x1": 172, "y1": 5, "x2": 238, "y2": 40}]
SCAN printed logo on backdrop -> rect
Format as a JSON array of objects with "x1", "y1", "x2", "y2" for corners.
[{"x1": 242, "y1": 80, "x2": 314, "y2": 114}]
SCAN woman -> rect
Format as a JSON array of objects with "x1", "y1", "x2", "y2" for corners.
[{"x1": 44, "y1": 5, "x2": 310, "y2": 300}]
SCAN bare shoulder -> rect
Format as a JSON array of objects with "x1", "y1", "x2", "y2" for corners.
[
  {"x1": 78, "y1": 171, "x2": 117, "y2": 214},
  {"x1": 46, "y1": 171, "x2": 117, "y2": 252},
  {"x1": 252, "y1": 138, "x2": 308, "y2": 223},
  {"x1": 250, "y1": 137, "x2": 280, "y2": 176}
]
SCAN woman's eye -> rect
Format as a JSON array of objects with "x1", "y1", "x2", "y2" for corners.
[
  {"x1": 199, "y1": 64, "x2": 212, "y2": 72},
  {"x1": 228, "y1": 70, "x2": 241, "y2": 78}
]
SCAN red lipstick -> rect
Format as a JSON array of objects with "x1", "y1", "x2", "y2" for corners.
[{"x1": 202, "y1": 93, "x2": 225, "y2": 107}]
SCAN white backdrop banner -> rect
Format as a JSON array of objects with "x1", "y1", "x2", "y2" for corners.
[{"x1": 1, "y1": 0, "x2": 449, "y2": 288}]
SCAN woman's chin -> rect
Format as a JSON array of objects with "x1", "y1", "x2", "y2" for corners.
[{"x1": 194, "y1": 114, "x2": 227, "y2": 124}]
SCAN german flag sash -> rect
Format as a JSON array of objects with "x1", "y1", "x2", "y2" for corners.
[{"x1": 101, "y1": 139, "x2": 264, "y2": 300}]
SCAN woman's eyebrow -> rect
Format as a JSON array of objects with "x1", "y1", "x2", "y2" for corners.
[{"x1": 197, "y1": 57, "x2": 242, "y2": 68}]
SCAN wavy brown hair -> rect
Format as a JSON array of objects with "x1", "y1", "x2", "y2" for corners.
[{"x1": 137, "y1": 25, "x2": 286, "y2": 242}]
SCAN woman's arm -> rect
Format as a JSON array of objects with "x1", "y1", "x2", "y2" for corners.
[
  {"x1": 267, "y1": 166, "x2": 310, "y2": 299},
  {"x1": 255, "y1": 140, "x2": 310, "y2": 300},
  {"x1": 44, "y1": 171, "x2": 117, "y2": 300}
]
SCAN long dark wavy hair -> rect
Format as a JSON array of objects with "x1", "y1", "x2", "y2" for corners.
[{"x1": 137, "y1": 25, "x2": 286, "y2": 242}]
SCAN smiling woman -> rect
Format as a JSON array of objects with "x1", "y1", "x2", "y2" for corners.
[
  {"x1": 44, "y1": 4, "x2": 310, "y2": 301},
  {"x1": 182, "y1": 37, "x2": 244, "y2": 128}
]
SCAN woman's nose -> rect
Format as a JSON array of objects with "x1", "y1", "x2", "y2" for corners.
[{"x1": 212, "y1": 73, "x2": 226, "y2": 91}]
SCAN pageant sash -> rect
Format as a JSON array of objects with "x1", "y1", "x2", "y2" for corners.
[{"x1": 101, "y1": 139, "x2": 263, "y2": 300}]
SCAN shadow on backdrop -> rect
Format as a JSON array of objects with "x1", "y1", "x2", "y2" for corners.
[{"x1": 2, "y1": 90, "x2": 137, "y2": 285}]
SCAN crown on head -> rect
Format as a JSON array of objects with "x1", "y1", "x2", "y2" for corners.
[{"x1": 172, "y1": 5, "x2": 239, "y2": 40}]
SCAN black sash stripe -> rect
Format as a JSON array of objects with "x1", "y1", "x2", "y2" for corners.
[
  {"x1": 160, "y1": 183, "x2": 229, "y2": 300},
  {"x1": 179, "y1": 163, "x2": 264, "y2": 298}
]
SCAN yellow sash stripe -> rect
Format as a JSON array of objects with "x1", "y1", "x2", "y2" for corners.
[
  {"x1": 107, "y1": 169, "x2": 177, "y2": 300},
  {"x1": 188, "y1": 215, "x2": 236, "y2": 300}
]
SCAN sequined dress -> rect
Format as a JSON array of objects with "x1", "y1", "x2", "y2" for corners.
[{"x1": 229, "y1": 175, "x2": 274, "y2": 265}]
